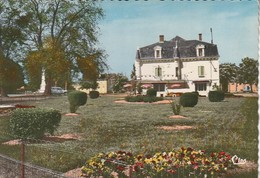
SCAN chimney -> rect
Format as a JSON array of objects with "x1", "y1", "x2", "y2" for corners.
[
  {"x1": 198, "y1": 33, "x2": 202, "y2": 41},
  {"x1": 159, "y1": 35, "x2": 164, "y2": 43}
]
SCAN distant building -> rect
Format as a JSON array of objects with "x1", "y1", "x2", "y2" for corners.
[
  {"x1": 73, "y1": 73, "x2": 118, "y2": 94},
  {"x1": 228, "y1": 83, "x2": 258, "y2": 93},
  {"x1": 135, "y1": 34, "x2": 219, "y2": 96}
]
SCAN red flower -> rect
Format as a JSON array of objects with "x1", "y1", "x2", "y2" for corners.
[
  {"x1": 220, "y1": 151, "x2": 225, "y2": 155},
  {"x1": 167, "y1": 169, "x2": 176, "y2": 174},
  {"x1": 116, "y1": 165, "x2": 125, "y2": 171},
  {"x1": 187, "y1": 147, "x2": 193, "y2": 152}
]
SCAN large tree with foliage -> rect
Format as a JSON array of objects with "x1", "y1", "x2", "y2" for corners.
[
  {"x1": 237, "y1": 57, "x2": 258, "y2": 92},
  {"x1": 113, "y1": 73, "x2": 128, "y2": 93},
  {"x1": 0, "y1": 1, "x2": 26, "y2": 96},
  {"x1": 21, "y1": 0, "x2": 107, "y2": 95},
  {"x1": 219, "y1": 63, "x2": 239, "y2": 92}
]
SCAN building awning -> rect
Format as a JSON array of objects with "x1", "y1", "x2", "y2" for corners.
[
  {"x1": 166, "y1": 83, "x2": 189, "y2": 89},
  {"x1": 193, "y1": 80, "x2": 210, "y2": 84},
  {"x1": 139, "y1": 80, "x2": 187, "y2": 84}
]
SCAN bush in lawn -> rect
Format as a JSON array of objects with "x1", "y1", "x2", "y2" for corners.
[
  {"x1": 208, "y1": 91, "x2": 225, "y2": 102},
  {"x1": 125, "y1": 96, "x2": 141, "y2": 102},
  {"x1": 191, "y1": 91, "x2": 199, "y2": 97},
  {"x1": 146, "y1": 88, "x2": 157, "y2": 97},
  {"x1": 89, "y1": 91, "x2": 100, "y2": 99},
  {"x1": 143, "y1": 96, "x2": 163, "y2": 103},
  {"x1": 10, "y1": 108, "x2": 61, "y2": 139},
  {"x1": 135, "y1": 95, "x2": 144, "y2": 102},
  {"x1": 170, "y1": 100, "x2": 181, "y2": 115},
  {"x1": 179, "y1": 92, "x2": 198, "y2": 107},
  {"x1": 68, "y1": 91, "x2": 87, "y2": 113}
]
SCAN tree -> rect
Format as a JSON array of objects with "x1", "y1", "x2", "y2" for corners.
[
  {"x1": 237, "y1": 57, "x2": 258, "y2": 92},
  {"x1": 0, "y1": 1, "x2": 26, "y2": 96},
  {"x1": 219, "y1": 63, "x2": 239, "y2": 92},
  {"x1": 80, "y1": 81, "x2": 99, "y2": 91},
  {"x1": 21, "y1": 0, "x2": 107, "y2": 95},
  {"x1": 130, "y1": 64, "x2": 137, "y2": 94},
  {"x1": 113, "y1": 73, "x2": 128, "y2": 93},
  {"x1": 0, "y1": 57, "x2": 24, "y2": 96}
]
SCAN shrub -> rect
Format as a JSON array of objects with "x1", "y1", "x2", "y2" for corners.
[
  {"x1": 143, "y1": 96, "x2": 163, "y2": 103},
  {"x1": 170, "y1": 101, "x2": 181, "y2": 115},
  {"x1": 191, "y1": 91, "x2": 199, "y2": 97},
  {"x1": 68, "y1": 91, "x2": 87, "y2": 113},
  {"x1": 125, "y1": 96, "x2": 163, "y2": 103},
  {"x1": 146, "y1": 88, "x2": 157, "y2": 97},
  {"x1": 125, "y1": 96, "x2": 142, "y2": 102},
  {"x1": 208, "y1": 91, "x2": 225, "y2": 102},
  {"x1": 179, "y1": 92, "x2": 198, "y2": 107},
  {"x1": 89, "y1": 91, "x2": 100, "y2": 99},
  {"x1": 10, "y1": 108, "x2": 61, "y2": 139}
]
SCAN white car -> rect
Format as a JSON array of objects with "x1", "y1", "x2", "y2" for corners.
[{"x1": 51, "y1": 87, "x2": 67, "y2": 95}]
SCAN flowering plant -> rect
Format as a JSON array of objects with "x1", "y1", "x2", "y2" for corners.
[{"x1": 81, "y1": 147, "x2": 234, "y2": 178}]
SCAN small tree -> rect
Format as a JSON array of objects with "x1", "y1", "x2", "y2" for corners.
[
  {"x1": 137, "y1": 83, "x2": 142, "y2": 94},
  {"x1": 80, "y1": 81, "x2": 99, "y2": 90},
  {"x1": 146, "y1": 88, "x2": 157, "y2": 97},
  {"x1": 68, "y1": 91, "x2": 87, "y2": 113},
  {"x1": 113, "y1": 73, "x2": 128, "y2": 93},
  {"x1": 237, "y1": 57, "x2": 258, "y2": 92},
  {"x1": 170, "y1": 100, "x2": 181, "y2": 115},
  {"x1": 219, "y1": 63, "x2": 239, "y2": 92}
]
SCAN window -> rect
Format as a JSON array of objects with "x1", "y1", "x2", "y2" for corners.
[
  {"x1": 154, "y1": 46, "x2": 162, "y2": 58},
  {"x1": 198, "y1": 48, "x2": 203, "y2": 56},
  {"x1": 198, "y1": 66, "x2": 205, "y2": 77},
  {"x1": 155, "y1": 66, "x2": 162, "y2": 77},
  {"x1": 195, "y1": 83, "x2": 207, "y2": 91},
  {"x1": 156, "y1": 50, "x2": 160, "y2": 58},
  {"x1": 196, "y1": 44, "x2": 205, "y2": 57},
  {"x1": 175, "y1": 67, "x2": 179, "y2": 77},
  {"x1": 153, "y1": 84, "x2": 165, "y2": 91}
]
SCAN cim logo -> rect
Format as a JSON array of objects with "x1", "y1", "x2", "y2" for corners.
[{"x1": 231, "y1": 155, "x2": 246, "y2": 165}]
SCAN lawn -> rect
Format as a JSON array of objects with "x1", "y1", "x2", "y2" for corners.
[{"x1": 0, "y1": 95, "x2": 258, "y2": 177}]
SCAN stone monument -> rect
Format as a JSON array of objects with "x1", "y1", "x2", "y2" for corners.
[{"x1": 38, "y1": 69, "x2": 46, "y2": 93}]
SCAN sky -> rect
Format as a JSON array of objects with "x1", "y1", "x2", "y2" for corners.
[{"x1": 97, "y1": 1, "x2": 258, "y2": 78}]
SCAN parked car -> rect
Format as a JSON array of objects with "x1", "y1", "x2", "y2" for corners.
[{"x1": 51, "y1": 87, "x2": 67, "y2": 95}]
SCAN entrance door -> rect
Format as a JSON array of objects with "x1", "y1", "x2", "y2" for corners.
[{"x1": 195, "y1": 83, "x2": 207, "y2": 96}]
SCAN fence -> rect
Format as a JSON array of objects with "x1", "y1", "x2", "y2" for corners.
[{"x1": 0, "y1": 153, "x2": 67, "y2": 178}]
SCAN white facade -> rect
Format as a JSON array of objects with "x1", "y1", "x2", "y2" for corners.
[{"x1": 135, "y1": 35, "x2": 220, "y2": 97}]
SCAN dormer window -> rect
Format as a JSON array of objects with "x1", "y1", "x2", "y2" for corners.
[
  {"x1": 154, "y1": 46, "x2": 162, "y2": 58},
  {"x1": 196, "y1": 44, "x2": 205, "y2": 57}
]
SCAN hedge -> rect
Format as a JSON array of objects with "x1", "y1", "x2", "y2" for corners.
[
  {"x1": 10, "y1": 108, "x2": 61, "y2": 139},
  {"x1": 208, "y1": 91, "x2": 225, "y2": 102},
  {"x1": 68, "y1": 91, "x2": 87, "y2": 113},
  {"x1": 125, "y1": 96, "x2": 163, "y2": 103},
  {"x1": 89, "y1": 91, "x2": 100, "y2": 99},
  {"x1": 179, "y1": 92, "x2": 198, "y2": 107}
]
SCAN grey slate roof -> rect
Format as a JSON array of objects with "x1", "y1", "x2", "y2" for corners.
[{"x1": 136, "y1": 36, "x2": 219, "y2": 59}]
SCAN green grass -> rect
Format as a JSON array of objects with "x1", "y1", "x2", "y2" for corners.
[{"x1": 0, "y1": 95, "x2": 258, "y2": 177}]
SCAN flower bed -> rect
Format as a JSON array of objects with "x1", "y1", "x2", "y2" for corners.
[
  {"x1": 14, "y1": 104, "x2": 36, "y2": 108},
  {"x1": 81, "y1": 147, "x2": 235, "y2": 178}
]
